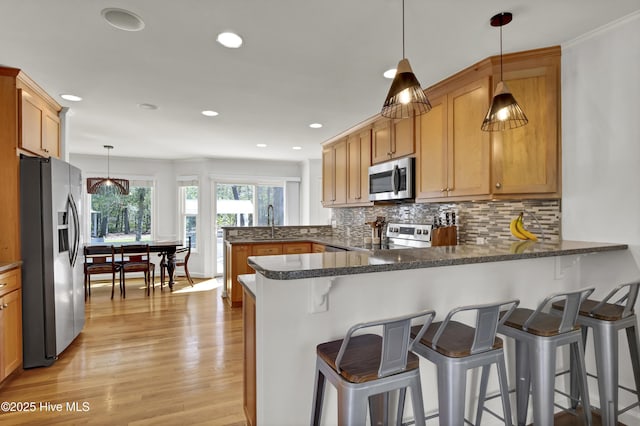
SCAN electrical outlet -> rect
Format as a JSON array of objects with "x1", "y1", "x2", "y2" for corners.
[
  {"x1": 228, "y1": 230, "x2": 238, "y2": 236},
  {"x1": 300, "y1": 229, "x2": 308, "y2": 234},
  {"x1": 476, "y1": 237, "x2": 485, "y2": 245},
  {"x1": 309, "y1": 228, "x2": 318, "y2": 234},
  {"x1": 331, "y1": 220, "x2": 337, "y2": 228}
]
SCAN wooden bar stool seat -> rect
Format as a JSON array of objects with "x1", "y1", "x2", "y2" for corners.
[
  {"x1": 400, "y1": 300, "x2": 519, "y2": 425},
  {"x1": 550, "y1": 281, "x2": 640, "y2": 425},
  {"x1": 311, "y1": 309, "x2": 436, "y2": 426},
  {"x1": 498, "y1": 288, "x2": 595, "y2": 426}
]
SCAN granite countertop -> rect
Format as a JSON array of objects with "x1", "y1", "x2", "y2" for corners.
[
  {"x1": 0, "y1": 261, "x2": 22, "y2": 274},
  {"x1": 247, "y1": 240, "x2": 629, "y2": 280}
]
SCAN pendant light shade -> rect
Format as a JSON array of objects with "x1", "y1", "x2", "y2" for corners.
[
  {"x1": 380, "y1": 0, "x2": 431, "y2": 119},
  {"x1": 481, "y1": 12, "x2": 528, "y2": 132},
  {"x1": 86, "y1": 145, "x2": 130, "y2": 195}
]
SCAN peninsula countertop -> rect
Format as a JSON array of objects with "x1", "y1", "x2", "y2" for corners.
[{"x1": 247, "y1": 240, "x2": 628, "y2": 280}]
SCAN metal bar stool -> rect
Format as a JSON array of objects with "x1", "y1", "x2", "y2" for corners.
[
  {"x1": 400, "y1": 300, "x2": 519, "y2": 425},
  {"x1": 550, "y1": 281, "x2": 640, "y2": 425},
  {"x1": 498, "y1": 288, "x2": 594, "y2": 426},
  {"x1": 310, "y1": 309, "x2": 436, "y2": 426}
]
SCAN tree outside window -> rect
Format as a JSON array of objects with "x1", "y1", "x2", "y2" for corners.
[{"x1": 89, "y1": 185, "x2": 152, "y2": 243}]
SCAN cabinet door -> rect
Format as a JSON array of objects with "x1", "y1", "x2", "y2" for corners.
[
  {"x1": 321, "y1": 147, "x2": 335, "y2": 205},
  {"x1": 311, "y1": 243, "x2": 325, "y2": 253},
  {"x1": 491, "y1": 64, "x2": 559, "y2": 195},
  {"x1": 347, "y1": 129, "x2": 371, "y2": 204},
  {"x1": 43, "y1": 109, "x2": 60, "y2": 158},
  {"x1": 392, "y1": 116, "x2": 415, "y2": 158},
  {"x1": 0, "y1": 289, "x2": 22, "y2": 381},
  {"x1": 416, "y1": 95, "x2": 448, "y2": 199},
  {"x1": 19, "y1": 90, "x2": 43, "y2": 155},
  {"x1": 333, "y1": 140, "x2": 347, "y2": 205},
  {"x1": 230, "y1": 245, "x2": 253, "y2": 307},
  {"x1": 283, "y1": 242, "x2": 311, "y2": 254},
  {"x1": 371, "y1": 119, "x2": 392, "y2": 164},
  {"x1": 252, "y1": 244, "x2": 283, "y2": 256},
  {"x1": 447, "y1": 77, "x2": 491, "y2": 198},
  {"x1": 242, "y1": 287, "x2": 257, "y2": 426}
]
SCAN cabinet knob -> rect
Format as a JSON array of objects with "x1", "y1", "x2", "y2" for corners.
[
  {"x1": 2, "y1": 303, "x2": 6, "y2": 308},
  {"x1": 0, "y1": 283, "x2": 6, "y2": 287},
  {"x1": 495, "y1": 182, "x2": 502, "y2": 189},
  {"x1": 440, "y1": 188, "x2": 447, "y2": 192}
]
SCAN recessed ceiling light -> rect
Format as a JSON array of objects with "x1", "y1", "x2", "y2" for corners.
[
  {"x1": 309, "y1": 123, "x2": 323, "y2": 129},
  {"x1": 383, "y1": 69, "x2": 397, "y2": 79},
  {"x1": 137, "y1": 103, "x2": 158, "y2": 110},
  {"x1": 256, "y1": 143, "x2": 267, "y2": 148},
  {"x1": 101, "y1": 8, "x2": 145, "y2": 32},
  {"x1": 216, "y1": 32, "x2": 243, "y2": 48},
  {"x1": 201, "y1": 110, "x2": 219, "y2": 117},
  {"x1": 292, "y1": 146, "x2": 302, "y2": 150},
  {"x1": 60, "y1": 94, "x2": 82, "y2": 102}
]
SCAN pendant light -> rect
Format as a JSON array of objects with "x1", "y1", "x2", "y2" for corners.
[
  {"x1": 86, "y1": 145, "x2": 130, "y2": 195},
  {"x1": 481, "y1": 12, "x2": 528, "y2": 132},
  {"x1": 381, "y1": 0, "x2": 431, "y2": 119}
]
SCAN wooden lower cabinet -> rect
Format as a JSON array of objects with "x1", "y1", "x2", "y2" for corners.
[
  {"x1": 226, "y1": 244, "x2": 253, "y2": 307},
  {"x1": 0, "y1": 267, "x2": 22, "y2": 382},
  {"x1": 243, "y1": 285, "x2": 256, "y2": 426},
  {"x1": 283, "y1": 242, "x2": 311, "y2": 254},
  {"x1": 312, "y1": 243, "x2": 326, "y2": 253},
  {"x1": 226, "y1": 241, "x2": 315, "y2": 307}
]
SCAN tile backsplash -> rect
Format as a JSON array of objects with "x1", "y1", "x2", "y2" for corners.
[{"x1": 331, "y1": 199, "x2": 561, "y2": 244}]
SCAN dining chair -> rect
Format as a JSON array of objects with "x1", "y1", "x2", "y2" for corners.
[
  {"x1": 83, "y1": 245, "x2": 119, "y2": 300},
  {"x1": 159, "y1": 236, "x2": 193, "y2": 289},
  {"x1": 119, "y1": 244, "x2": 155, "y2": 297}
]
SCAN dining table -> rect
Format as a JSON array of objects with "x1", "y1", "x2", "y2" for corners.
[{"x1": 84, "y1": 240, "x2": 183, "y2": 290}]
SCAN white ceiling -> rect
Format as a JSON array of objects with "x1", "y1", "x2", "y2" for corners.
[{"x1": 1, "y1": 1, "x2": 638, "y2": 162}]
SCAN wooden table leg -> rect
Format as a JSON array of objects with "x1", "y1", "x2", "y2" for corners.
[{"x1": 166, "y1": 250, "x2": 176, "y2": 290}]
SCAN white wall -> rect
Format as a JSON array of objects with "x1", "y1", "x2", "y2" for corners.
[
  {"x1": 561, "y1": 11, "x2": 640, "y2": 423},
  {"x1": 561, "y1": 11, "x2": 640, "y2": 262},
  {"x1": 301, "y1": 158, "x2": 331, "y2": 226}
]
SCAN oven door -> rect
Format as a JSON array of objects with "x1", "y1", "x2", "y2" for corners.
[{"x1": 368, "y1": 158, "x2": 413, "y2": 201}]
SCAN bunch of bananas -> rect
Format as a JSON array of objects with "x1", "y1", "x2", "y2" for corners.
[{"x1": 509, "y1": 212, "x2": 538, "y2": 241}]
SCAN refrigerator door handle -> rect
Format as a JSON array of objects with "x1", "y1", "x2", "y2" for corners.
[{"x1": 68, "y1": 194, "x2": 80, "y2": 267}]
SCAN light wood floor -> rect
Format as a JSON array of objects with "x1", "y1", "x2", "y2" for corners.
[{"x1": 0, "y1": 277, "x2": 247, "y2": 425}]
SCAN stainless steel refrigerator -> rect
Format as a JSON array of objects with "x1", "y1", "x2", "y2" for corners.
[{"x1": 20, "y1": 155, "x2": 84, "y2": 368}]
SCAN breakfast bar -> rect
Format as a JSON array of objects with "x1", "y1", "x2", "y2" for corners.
[{"x1": 243, "y1": 241, "x2": 638, "y2": 425}]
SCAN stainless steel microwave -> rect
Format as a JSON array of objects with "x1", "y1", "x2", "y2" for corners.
[{"x1": 368, "y1": 157, "x2": 414, "y2": 201}]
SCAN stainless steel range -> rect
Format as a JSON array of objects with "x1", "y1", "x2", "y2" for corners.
[{"x1": 385, "y1": 223, "x2": 432, "y2": 249}]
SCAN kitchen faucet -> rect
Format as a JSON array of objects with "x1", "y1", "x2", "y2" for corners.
[{"x1": 267, "y1": 204, "x2": 275, "y2": 238}]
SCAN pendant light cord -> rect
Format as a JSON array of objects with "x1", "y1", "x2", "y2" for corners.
[
  {"x1": 402, "y1": 0, "x2": 405, "y2": 59},
  {"x1": 499, "y1": 15, "x2": 503, "y2": 81}
]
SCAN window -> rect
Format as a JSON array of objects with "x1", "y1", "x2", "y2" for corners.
[
  {"x1": 179, "y1": 182, "x2": 198, "y2": 250},
  {"x1": 89, "y1": 180, "x2": 153, "y2": 243},
  {"x1": 214, "y1": 182, "x2": 285, "y2": 275},
  {"x1": 215, "y1": 183, "x2": 284, "y2": 228}
]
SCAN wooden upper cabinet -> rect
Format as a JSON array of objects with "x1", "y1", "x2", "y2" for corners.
[
  {"x1": 448, "y1": 76, "x2": 491, "y2": 198},
  {"x1": 416, "y1": 76, "x2": 491, "y2": 201},
  {"x1": 333, "y1": 140, "x2": 347, "y2": 205},
  {"x1": 19, "y1": 91, "x2": 43, "y2": 155},
  {"x1": 347, "y1": 129, "x2": 371, "y2": 204},
  {"x1": 17, "y1": 79, "x2": 61, "y2": 159},
  {"x1": 321, "y1": 139, "x2": 347, "y2": 206},
  {"x1": 322, "y1": 134, "x2": 368, "y2": 207},
  {"x1": 490, "y1": 47, "x2": 560, "y2": 197},
  {"x1": 416, "y1": 95, "x2": 447, "y2": 199},
  {"x1": 372, "y1": 117, "x2": 414, "y2": 164},
  {"x1": 321, "y1": 146, "x2": 335, "y2": 205}
]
